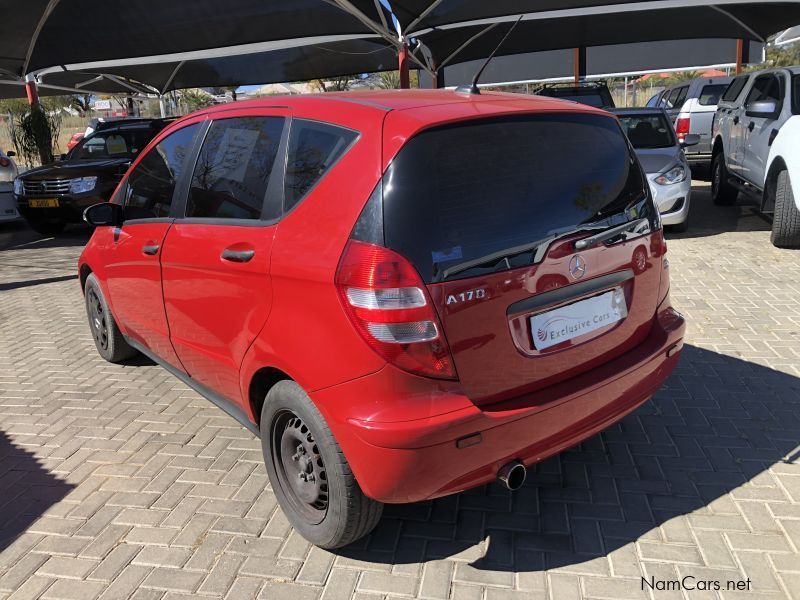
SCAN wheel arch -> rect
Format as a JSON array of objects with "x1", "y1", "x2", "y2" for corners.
[
  {"x1": 248, "y1": 366, "x2": 293, "y2": 427},
  {"x1": 79, "y1": 263, "x2": 93, "y2": 293},
  {"x1": 764, "y1": 156, "x2": 788, "y2": 212}
]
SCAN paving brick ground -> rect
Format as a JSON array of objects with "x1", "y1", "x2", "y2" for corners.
[{"x1": 1, "y1": 182, "x2": 799, "y2": 600}]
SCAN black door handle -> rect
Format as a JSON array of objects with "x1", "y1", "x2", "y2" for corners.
[
  {"x1": 142, "y1": 244, "x2": 159, "y2": 255},
  {"x1": 733, "y1": 116, "x2": 739, "y2": 125},
  {"x1": 748, "y1": 121, "x2": 755, "y2": 132},
  {"x1": 221, "y1": 249, "x2": 255, "y2": 263}
]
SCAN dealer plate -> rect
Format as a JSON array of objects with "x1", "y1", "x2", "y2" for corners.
[
  {"x1": 28, "y1": 198, "x2": 59, "y2": 208},
  {"x1": 530, "y1": 288, "x2": 627, "y2": 351}
]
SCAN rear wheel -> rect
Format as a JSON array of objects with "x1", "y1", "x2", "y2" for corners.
[
  {"x1": 711, "y1": 153, "x2": 738, "y2": 206},
  {"x1": 261, "y1": 380, "x2": 383, "y2": 548},
  {"x1": 771, "y1": 170, "x2": 800, "y2": 249},
  {"x1": 26, "y1": 218, "x2": 66, "y2": 236},
  {"x1": 84, "y1": 274, "x2": 138, "y2": 363}
]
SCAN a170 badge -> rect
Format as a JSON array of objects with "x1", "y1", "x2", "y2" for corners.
[{"x1": 446, "y1": 289, "x2": 486, "y2": 305}]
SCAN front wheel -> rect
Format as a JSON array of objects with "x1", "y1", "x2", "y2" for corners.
[
  {"x1": 771, "y1": 170, "x2": 800, "y2": 249},
  {"x1": 261, "y1": 381, "x2": 383, "y2": 548},
  {"x1": 711, "y1": 153, "x2": 738, "y2": 206}
]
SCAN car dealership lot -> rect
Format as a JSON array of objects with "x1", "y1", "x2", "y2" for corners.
[{"x1": 0, "y1": 183, "x2": 799, "y2": 599}]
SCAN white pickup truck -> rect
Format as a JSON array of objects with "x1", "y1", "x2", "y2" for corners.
[{"x1": 711, "y1": 66, "x2": 800, "y2": 248}]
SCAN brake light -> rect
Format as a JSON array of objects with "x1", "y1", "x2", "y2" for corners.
[
  {"x1": 0, "y1": 157, "x2": 9, "y2": 167},
  {"x1": 675, "y1": 117, "x2": 690, "y2": 142},
  {"x1": 335, "y1": 240, "x2": 457, "y2": 380}
]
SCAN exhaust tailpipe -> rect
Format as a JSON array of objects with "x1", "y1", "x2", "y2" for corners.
[{"x1": 497, "y1": 460, "x2": 526, "y2": 491}]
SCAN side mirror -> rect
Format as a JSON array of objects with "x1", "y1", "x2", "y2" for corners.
[
  {"x1": 83, "y1": 202, "x2": 123, "y2": 227},
  {"x1": 746, "y1": 100, "x2": 780, "y2": 119},
  {"x1": 680, "y1": 134, "x2": 701, "y2": 148},
  {"x1": 6, "y1": 150, "x2": 15, "y2": 157}
]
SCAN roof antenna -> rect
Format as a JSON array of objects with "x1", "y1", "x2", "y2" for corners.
[{"x1": 456, "y1": 15, "x2": 524, "y2": 95}]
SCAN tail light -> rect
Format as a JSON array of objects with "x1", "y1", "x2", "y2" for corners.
[
  {"x1": 675, "y1": 117, "x2": 690, "y2": 143},
  {"x1": 0, "y1": 157, "x2": 9, "y2": 167},
  {"x1": 335, "y1": 240, "x2": 457, "y2": 380}
]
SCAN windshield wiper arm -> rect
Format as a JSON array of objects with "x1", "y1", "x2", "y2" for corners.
[
  {"x1": 440, "y1": 235, "x2": 558, "y2": 282},
  {"x1": 573, "y1": 218, "x2": 650, "y2": 250}
]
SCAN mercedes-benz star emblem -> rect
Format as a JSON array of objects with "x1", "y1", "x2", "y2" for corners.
[{"x1": 569, "y1": 255, "x2": 587, "y2": 280}]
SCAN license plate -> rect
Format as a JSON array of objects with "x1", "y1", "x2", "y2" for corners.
[
  {"x1": 28, "y1": 198, "x2": 59, "y2": 208},
  {"x1": 530, "y1": 288, "x2": 627, "y2": 351}
]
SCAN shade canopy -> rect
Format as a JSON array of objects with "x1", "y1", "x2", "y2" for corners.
[{"x1": 2, "y1": 1, "x2": 799, "y2": 93}]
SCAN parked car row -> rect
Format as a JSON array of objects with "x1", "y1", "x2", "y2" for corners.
[
  {"x1": 12, "y1": 118, "x2": 174, "y2": 235},
  {"x1": 711, "y1": 66, "x2": 800, "y2": 248}
]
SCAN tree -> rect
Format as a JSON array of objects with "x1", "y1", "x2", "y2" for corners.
[
  {"x1": 378, "y1": 71, "x2": 401, "y2": 89},
  {"x1": 180, "y1": 89, "x2": 214, "y2": 113},
  {"x1": 313, "y1": 76, "x2": 353, "y2": 92},
  {"x1": 70, "y1": 94, "x2": 92, "y2": 115}
]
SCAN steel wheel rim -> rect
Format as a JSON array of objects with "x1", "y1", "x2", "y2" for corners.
[
  {"x1": 87, "y1": 288, "x2": 108, "y2": 351},
  {"x1": 271, "y1": 409, "x2": 328, "y2": 525}
]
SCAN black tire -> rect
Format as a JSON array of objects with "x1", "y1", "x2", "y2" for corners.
[
  {"x1": 26, "y1": 218, "x2": 66, "y2": 236},
  {"x1": 261, "y1": 380, "x2": 383, "y2": 549},
  {"x1": 771, "y1": 170, "x2": 800, "y2": 249},
  {"x1": 84, "y1": 274, "x2": 138, "y2": 363},
  {"x1": 711, "y1": 153, "x2": 738, "y2": 206}
]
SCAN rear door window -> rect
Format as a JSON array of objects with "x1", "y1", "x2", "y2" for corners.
[
  {"x1": 284, "y1": 119, "x2": 358, "y2": 213},
  {"x1": 698, "y1": 84, "x2": 728, "y2": 106},
  {"x1": 722, "y1": 76, "x2": 748, "y2": 103},
  {"x1": 793, "y1": 75, "x2": 800, "y2": 115},
  {"x1": 382, "y1": 114, "x2": 653, "y2": 283},
  {"x1": 124, "y1": 123, "x2": 200, "y2": 220},
  {"x1": 186, "y1": 116, "x2": 284, "y2": 220}
]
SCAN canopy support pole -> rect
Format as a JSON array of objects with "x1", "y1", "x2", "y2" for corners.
[
  {"x1": 24, "y1": 74, "x2": 40, "y2": 107},
  {"x1": 399, "y1": 42, "x2": 410, "y2": 88},
  {"x1": 573, "y1": 47, "x2": 586, "y2": 83},
  {"x1": 735, "y1": 38, "x2": 744, "y2": 74}
]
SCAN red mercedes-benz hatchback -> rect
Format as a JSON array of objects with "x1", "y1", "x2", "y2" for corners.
[{"x1": 79, "y1": 90, "x2": 685, "y2": 548}]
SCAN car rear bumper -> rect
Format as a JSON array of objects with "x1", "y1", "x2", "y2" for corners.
[{"x1": 313, "y1": 302, "x2": 685, "y2": 504}]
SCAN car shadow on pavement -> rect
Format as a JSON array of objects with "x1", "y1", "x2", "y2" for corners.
[
  {"x1": 335, "y1": 344, "x2": 800, "y2": 573},
  {"x1": 665, "y1": 183, "x2": 772, "y2": 241},
  {"x1": 0, "y1": 222, "x2": 91, "y2": 252},
  {"x1": 0, "y1": 431, "x2": 74, "y2": 554}
]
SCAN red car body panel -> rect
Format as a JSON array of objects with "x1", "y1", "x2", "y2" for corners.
[
  {"x1": 79, "y1": 90, "x2": 686, "y2": 505},
  {"x1": 161, "y1": 222, "x2": 276, "y2": 404}
]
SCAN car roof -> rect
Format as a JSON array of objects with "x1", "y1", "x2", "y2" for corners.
[
  {"x1": 187, "y1": 89, "x2": 607, "y2": 117},
  {"x1": 608, "y1": 107, "x2": 666, "y2": 116}
]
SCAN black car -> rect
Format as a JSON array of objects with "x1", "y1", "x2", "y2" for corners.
[
  {"x1": 14, "y1": 119, "x2": 172, "y2": 235},
  {"x1": 534, "y1": 81, "x2": 615, "y2": 109}
]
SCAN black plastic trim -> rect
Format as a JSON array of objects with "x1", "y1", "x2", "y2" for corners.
[
  {"x1": 507, "y1": 269, "x2": 635, "y2": 316},
  {"x1": 125, "y1": 336, "x2": 260, "y2": 436}
]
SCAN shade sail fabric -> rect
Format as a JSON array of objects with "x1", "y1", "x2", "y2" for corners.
[
  {"x1": 1, "y1": 0, "x2": 375, "y2": 78},
  {"x1": 423, "y1": 38, "x2": 763, "y2": 88},
  {"x1": 2, "y1": 0, "x2": 799, "y2": 93},
  {"x1": 414, "y1": 3, "x2": 800, "y2": 69},
  {"x1": 37, "y1": 39, "x2": 399, "y2": 93}
]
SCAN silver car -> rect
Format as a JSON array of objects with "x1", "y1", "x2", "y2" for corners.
[
  {"x1": 0, "y1": 149, "x2": 20, "y2": 223},
  {"x1": 611, "y1": 108, "x2": 698, "y2": 232}
]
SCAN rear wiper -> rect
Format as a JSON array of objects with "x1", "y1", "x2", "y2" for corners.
[
  {"x1": 440, "y1": 235, "x2": 558, "y2": 282},
  {"x1": 573, "y1": 218, "x2": 650, "y2": 250},
  {"x1": 440, "y1": 224, "x2": 607, "y2": 281}
]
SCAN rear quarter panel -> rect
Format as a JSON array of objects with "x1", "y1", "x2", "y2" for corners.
[
  {"x1": 239, "y1": 102, "x2": 388, "y2": 414},
  {"x1": 767, "y1": 115, "x2": 800, "y2": 209}
]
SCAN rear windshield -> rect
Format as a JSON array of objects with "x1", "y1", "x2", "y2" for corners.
[
  {"x1": 617, "y1": 113, "x2": 675, "y2": 149},
  {"x1": 382, "y1": 113, "x2": 653, "y2": 283},
  {"x1": 698, "y1": 84, "x2": 728, "y2": 106}
]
